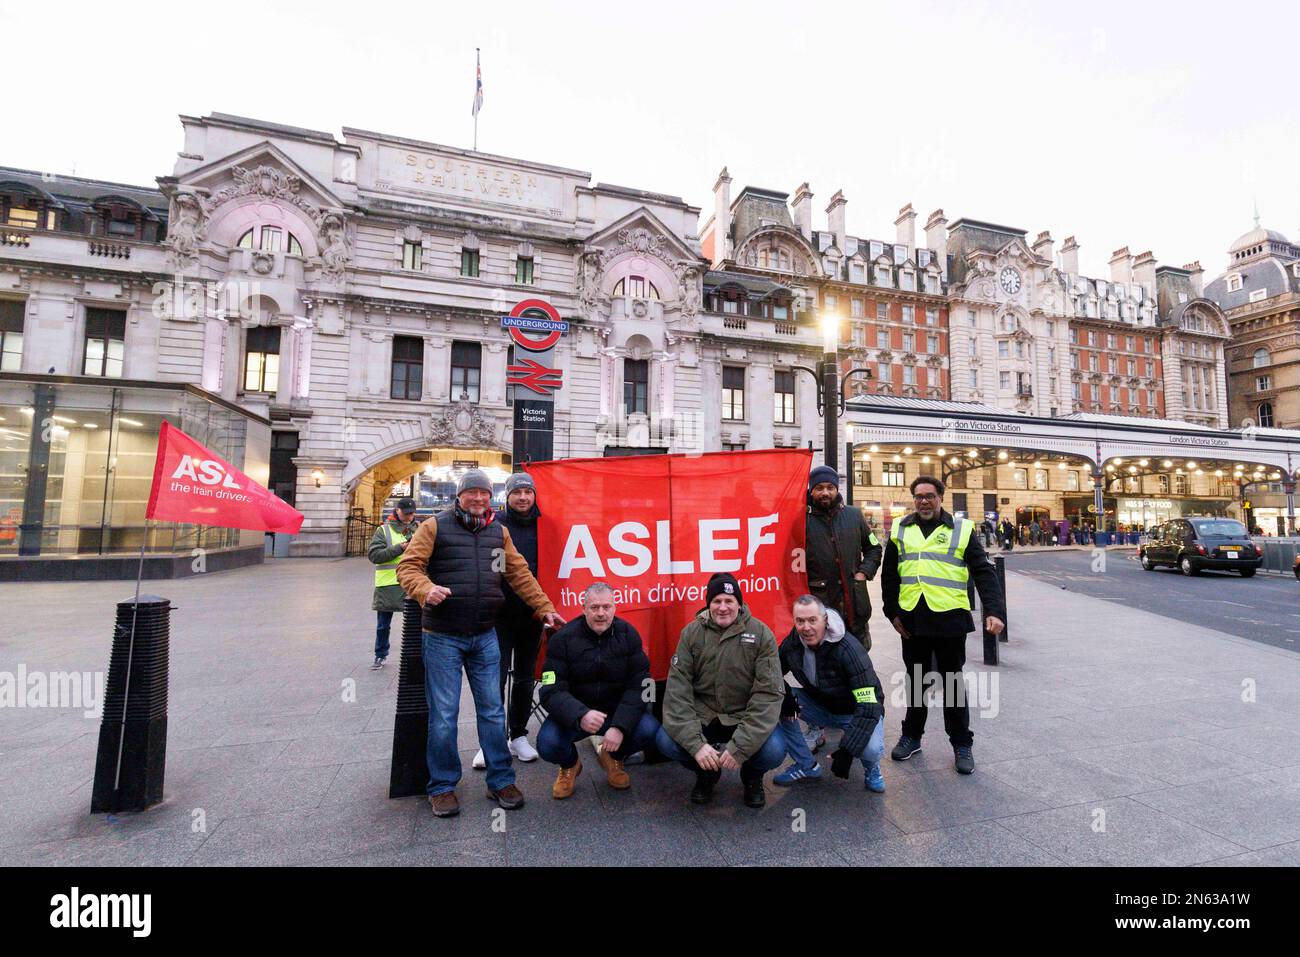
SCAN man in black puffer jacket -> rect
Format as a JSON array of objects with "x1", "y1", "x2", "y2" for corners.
[
  {"x1": 806, "y1": 465, "x2": 882, "y2": 649},
  {"x1": 537, "y1": 582, "x2": 662, "y2": 799},
  {"x1": 471, "y1": 472, "x2": 545, "y2": 770},
  {"x1": 773, "y1": 595, "x2": 887, "y2": 793}
]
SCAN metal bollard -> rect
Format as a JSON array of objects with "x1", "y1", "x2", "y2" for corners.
[
  {"x1": 994, "y1": 554, "x2": 1009, "y2": 643},
  {"x1": 91, "y1": 596, "x2": 171, "y2": 813},
  {"x1": 388, "y1": 598, "x2": 430, "y2": 798}
]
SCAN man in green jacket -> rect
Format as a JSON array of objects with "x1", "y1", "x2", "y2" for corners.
[
  {"x1": 655, "y1": 572, "x2": 786, "y2": 808},
  {"x1": 367, "y1": 496, "x2": 419, "y2": 669}
]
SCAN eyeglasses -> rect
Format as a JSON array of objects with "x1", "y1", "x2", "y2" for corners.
[{"x1": 913, "y1": 493, "x2": 939, "y2": 502}]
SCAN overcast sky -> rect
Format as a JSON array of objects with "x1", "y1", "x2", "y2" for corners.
[{"x1": 5, "y1": 0, "x2": 1296, "y2": 279}]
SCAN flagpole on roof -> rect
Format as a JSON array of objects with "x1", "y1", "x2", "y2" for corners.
[{"x1": 473, "y1": 48, "x2": 482, "y2": 151}]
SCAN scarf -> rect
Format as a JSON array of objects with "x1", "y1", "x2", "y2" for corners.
[{"x1": 454, "y1": 502, "x2": 495, "y2": 533}]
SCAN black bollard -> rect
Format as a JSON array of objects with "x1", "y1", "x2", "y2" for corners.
[
  {"x1": 91, "y1": 596, "x2": 171, "y2": 814},
  {"x1": 388, "y1": 597, "x2": 430, "y2": 798},
  {"x1": 993, "y1": 555, "x2": 1009, "y2": 643}
]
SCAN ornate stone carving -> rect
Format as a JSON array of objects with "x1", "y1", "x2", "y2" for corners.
[
  {"x1": 577, "y1": 246, "x2": 608, "y2": 315},
  {"x1": 163, "y1": 190, "x2": 209, "y2": 271},
  {"x1": 207, "y1": 164, "x2": 322, "y2": 225},
  {"x1": 613, "y1": 227, "x2": 672, "y2": 265},
  {"x1": 317, "y1": 210, "x2": 351, "y2": 281},
  {"x1": 429, "y1": 399, "x2": 499, "y2": 448},
  {"x1": 676, "y1": 264, "x2": 702, "y2": 318},
  {"x1": 251, "y1": 251, "x2": 275, "y2": 275}
]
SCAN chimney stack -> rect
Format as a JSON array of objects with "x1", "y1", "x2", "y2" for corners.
[
  {"x1": 712, "y1": 167, "x2": 732, "y2": 267},
  {"x1": 894, "y1": 203, "x2": 916, "y2": 253},
  {"x1": 1031, "y1": 230, "x2": 1055, "y2": 264},
  {"x1": 1109, "y1": 246, "x2": 1133, "y2": 285},
  {"x1": 791, "y1": 182, "x2": 813, "y2": 242},
  {"x1": 1183, "y1": 261, "x2": 1204, "y2": 298},
  {"x1": 826, "y1": 190, "x2": 847, "y2": 251},
  {"x1": 1060, "y1": 236, "x2": 1080, "y2": 276},
  {"x1": 1132, "y1": 250, "x2": 1157, "y2": 294},
  {"x1": 924, "y1": 209, "x2": 948, "y2": 278}
]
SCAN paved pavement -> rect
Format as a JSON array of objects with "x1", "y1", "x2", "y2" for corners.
[
  {"x1": 2, "y1": 554, "x2": 1299, "y2": 867},
  {"x1": 1007, "y1": 548, "x2": 1300, "y2": 651}
]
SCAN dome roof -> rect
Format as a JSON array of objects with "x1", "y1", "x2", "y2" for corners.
[{"x1": 1229, "y1": 224, "x2": 1289, "y2": 254}]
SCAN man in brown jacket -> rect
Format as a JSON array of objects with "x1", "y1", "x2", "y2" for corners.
[{"x1": 397, "y1": 469, "x2": 563, "y2": 818}]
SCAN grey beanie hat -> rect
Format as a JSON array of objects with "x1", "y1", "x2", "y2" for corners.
[
  {"x1": 505, "y1": 472, "x2": 536, "y2": 495},
  {"x1": 456, "y1": 468, "x2": 493, "y2": 495}
]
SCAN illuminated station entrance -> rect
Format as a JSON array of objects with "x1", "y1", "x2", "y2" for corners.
[
  {"x1": 349, "y1": 446, "x2": 513, "y2": 521},
  {"x1": 842, "y1": 396, "x2": 1300, "y2": 539}
]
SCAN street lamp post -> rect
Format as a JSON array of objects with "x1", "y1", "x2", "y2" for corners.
[{"x1": 820, "y1": 311, "x2": 840, "y2": 471}]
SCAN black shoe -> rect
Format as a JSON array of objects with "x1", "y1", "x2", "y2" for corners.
[
  {"x1": 954, "y1": 746, "x2": 975, "y2": 775},
  {"x1": 891, "y1": 735, "x2": 922, "y2": 761},
  {"x1": 690, "y1": 770, "x2": 720, "y2": 805},
  {"x1": 741, "y1": 773, "x2": 766, "y2": 809}
]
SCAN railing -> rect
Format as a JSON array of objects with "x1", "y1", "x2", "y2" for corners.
[
  {"x1": 774, "y1": 321, "x2": 798, "y2": 336},
  {"x1": 1255, "y1": 537, "x2": 1300, "y2": 576},
  {"x1": 722, "y1": 317, "x2": 747, "y2": 330},
  {"x1": 345, "y1": 510, "x2": 382, "y2": 557},
  {"x1": 2, "y1": 230, "x2": 31, "y2": 247},
  {"x1": 88, "y1": 240, "x2": 132, "y2": 259}
]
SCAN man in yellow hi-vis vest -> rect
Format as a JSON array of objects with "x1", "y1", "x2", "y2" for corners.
[
  {"x1": 882, "y1": 475, "x2": 1005, "y2": 775},
  {"x1": 367, "y1": 496, "x2": 419, "y2": 670}
]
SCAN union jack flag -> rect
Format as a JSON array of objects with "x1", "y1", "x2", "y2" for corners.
[{"x1": 472, "y1": 49, "x2": 483, "y2": 117}]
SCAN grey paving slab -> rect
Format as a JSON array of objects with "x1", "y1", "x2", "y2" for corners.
[
  {"x1": 997, "y1": 798, "x2": 1248, "y2": 866},
  {"x1": 877, "y1": 765, "x2": 1051, "y2": 834},
  {"x1": 841, "y1": 820, "x2": 1065, "y2": 867},
  {"x1": 1128, "y1": 771, "x2": 1300, "y2": 850},
  {"x1": 1067, "y1": 736, "x2": 1274, "y2": 786},
  {"x1": 979, "y1": 752, "x2": 1171, "y2": 805},
  {"x1": 317, "y1": 836, "x2": 507, "y2": 867},
  {"x1": 1196, "y1": 723, "x2": 1300, "y2": 764},
  {"x1": 1196, "y1": 841, "x2": 1300, "y2": 867}
]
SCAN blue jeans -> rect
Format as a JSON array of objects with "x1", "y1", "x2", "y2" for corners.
[
  {"x1": 654, "y1": 722, "x2": 786, "y2": 774},
  {"x1": 422, "y1": 629, "x2": 514, "y2": 795},
  {"x1": 779, "y1": 691, "x2": 885, "y2": 773},
  {"x1": 375, "y1": 611, "x2": 393, "y2": 658},
  {"x1": 536, "y1": 710, "x2": 662, "y2": 769}
]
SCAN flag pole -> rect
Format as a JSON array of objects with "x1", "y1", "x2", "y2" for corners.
[{"x1": 113, "y1": 517, "x2": 149, "y2": 792}]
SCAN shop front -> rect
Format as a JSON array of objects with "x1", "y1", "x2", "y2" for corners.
[{"x1": 0, "y1": 374, "x2": 270, "y2": 580}]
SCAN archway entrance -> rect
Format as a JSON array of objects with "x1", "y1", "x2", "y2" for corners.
[{"x1": 345, "y1": 446, "x2": 512, "y2": 553}]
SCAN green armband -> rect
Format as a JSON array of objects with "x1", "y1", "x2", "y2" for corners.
[
  {"x1": 541, "y1": 671, "x2": 556, "y2": 685},
  {"x1": 853, "y1": 686, "x2": 877, "y2": 704},
  {"x1": 868, "y1": 531, "x2": 880, "y2": 547}
]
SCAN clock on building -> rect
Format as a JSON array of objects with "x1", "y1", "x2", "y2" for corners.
[{"x1": 1000, "y1": 267, "x2": 1022, "y2": 295}]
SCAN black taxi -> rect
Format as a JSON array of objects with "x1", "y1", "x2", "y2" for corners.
[{"x1": 1139, "y1": 517, "x2": 1263, "y2": 577}]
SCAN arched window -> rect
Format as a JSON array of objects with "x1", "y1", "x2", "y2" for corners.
[
  {"x1": 612, "y1": 276, "x2": 660, "y2": 300},
  {"x1": 1252, "y1": 348, "x2": 1269, "y2": 368},
  {"x1": 1258, "y1": 403, "x2": 1274, "y2": 428},
  {"x1": 238, "y1": 226, "x2": 303, "y2": 256}
]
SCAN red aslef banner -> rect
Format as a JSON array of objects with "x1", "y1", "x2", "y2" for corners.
[
  {"x1": 525, "y1": 449, "x2": 811, "y2": 679},
  {"x1": 146, "y1": 421, "x2": 304, "y2": 534}
]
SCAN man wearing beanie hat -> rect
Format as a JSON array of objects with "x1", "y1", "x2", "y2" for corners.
[
  {"x1": 466, "y1": 470, "x2": 544, "y2": 769},
  {"x1": 656, "y1": 571, "x2": 786, "y2": 808},
  {"x1": 398, "y1": 467, "x2": 564, "y2": 818},
  {"x1": 366, "y1": 495, "x2": 419, "y2": 669},
  {"x1": 806, "y1": 465, "x2": 881, "y2": 648}
]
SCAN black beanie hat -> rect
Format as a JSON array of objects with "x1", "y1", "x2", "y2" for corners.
[{"x1": 705, "y1": 572, "x2": 743, "y2": 607}]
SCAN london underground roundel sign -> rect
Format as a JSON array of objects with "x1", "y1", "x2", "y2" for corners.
[{"x1": 502, "y1": 299, "x2": 568, "y2": 352}]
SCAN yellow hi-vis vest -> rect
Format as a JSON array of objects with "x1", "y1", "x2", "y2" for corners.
[
  {"x1": 890, "y1": 516, "x2": 973, "y2": 613},
  {"x1": 374, "y1": 524, "x2": 409, "y2": 588}
]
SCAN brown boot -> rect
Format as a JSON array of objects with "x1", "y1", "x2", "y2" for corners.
[
  {"x1": 487, "y1": 783, "x2": 526, "y2": 810},
  {"x1": 551, "y1": 760, "x2": 582, "y2": 799},
  {"x1": 596, "y1": 748, "x2": 630, "y2": 790},
  {"x1": 428, "y1": 792, "x2": 460, "y2": 817}
]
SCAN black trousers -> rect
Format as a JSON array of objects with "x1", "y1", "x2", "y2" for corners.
[
  {"x1": 899, "y1": 631, "x2": 973, "y2": 748},
  {"x1": 495, "y1": 617, "x2": 542, "y2": 740}
]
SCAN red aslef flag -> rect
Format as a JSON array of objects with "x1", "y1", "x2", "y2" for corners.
[
  {"x1": 525, "y1": 448, "x2": 810, "y2": 679},
  {"x1": 145, "y1": 421, "x2": 304, "y2": 533}
]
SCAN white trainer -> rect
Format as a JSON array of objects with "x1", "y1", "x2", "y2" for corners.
[
  {"x1": 509, "y1": 735, "x2": 539, "y2": 762},
  {"x1": 471, "y1": 749, "x2": 486, "y2": 769}
]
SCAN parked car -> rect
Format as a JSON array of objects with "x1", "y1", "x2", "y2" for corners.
[{"x1": 1139, "y1": 517, "x2": 1262, "y2": 577}]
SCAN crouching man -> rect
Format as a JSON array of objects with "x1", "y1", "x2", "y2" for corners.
[
  {"x1": 774, "y1": 595, "x2": 887, "y2": 793},
  {"x1": 537, "y1": 583, "x2": 662, "y2": 799},
  {"x1": 655, "y1": 573, "x2": 785, "y2": 809}
]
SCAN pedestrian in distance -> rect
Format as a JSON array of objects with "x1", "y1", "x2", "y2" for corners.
[
  {"x1": 366, "y1": 496, "x2": 419, "y2": 670},
  {"x1": 882, "y1": 476, "x2": 1006, "y2": 775},
  {"x1": 773, "y1": 596, "x2": 887, "y2": 793},
  {"x1": 397, "y1": 469, "x2": 564, "y2": 819},
  {"x1": 656, "y1": 572, "x2": 786, "y2": 808},
  {"x1": 536, "y1": 582, "x2": 662, "y2": 799}
]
